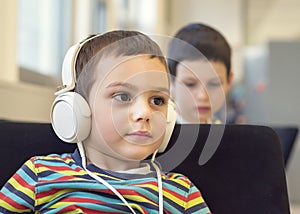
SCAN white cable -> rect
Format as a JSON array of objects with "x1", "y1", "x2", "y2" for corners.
[
  {"x1": 151, "y1": 150, "x2": 164, "y2": 214},
  {"x1": 77, "y1": 142, "x2": 137, "y2": 214},
  {"x1": 78, "y1": 142, "x2": 164, "y2": 213}
]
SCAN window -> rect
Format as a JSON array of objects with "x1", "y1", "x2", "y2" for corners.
[
  {"x1": 92, "y1": 0, "x2": 107, "y2": 34},
  {"x1": 17, "y1": 0, "x2": 71, "y2": 85},
  {"x1": 16, "y1": 0, "x2": 157, "y2": 86}
]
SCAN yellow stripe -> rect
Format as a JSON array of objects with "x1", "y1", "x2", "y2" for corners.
[
  {"x1": 49, "y1": 202, "x2": 77, "y2": 209},
  {"x1": 0, "y1": 199, "x2": 31, "y2": 212},
  {"x1": 38, "y1": 166, "x2": 83, "y2": 174},
  {"x1": 163, "y1": 190, "x2": 184, "y2": 206},
  {"x1": 125, "y1": 194, "x2": 156, "y2": 205},
  {"x1": 38, "y1": 189, "x2": 70, "y2": 205},
  {"x1": 37, "y1": 166, "x2": 123, "y2": 181},
  {"x1": 130, "y1": 203, "x2": 147, "y2": 213},
  {"x1": 134, "y1": 178, "x2": 189, "y2": 206},
  {"x1": 135, "y1": 183, "x2": 158, "y2": 191},
  {"x1": 186, "y1": 196, "x2": 204, "y2": 208},
  {"x1": 9, "y1": 178, "x2": 34, "y2": 199},
  {"x1": 43, "y1": 202, "x2": 83, "y2": 213},
  {"x1": 170, "y1": 178, "x2": 189, "y2": 188}
]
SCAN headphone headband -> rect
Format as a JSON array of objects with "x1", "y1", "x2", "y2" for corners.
[{"x1": 55, "y1": 34, "x2": 101, "y2": 96}]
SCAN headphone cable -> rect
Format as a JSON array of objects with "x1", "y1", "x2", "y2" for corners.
[
  {"x1": 77, "y1": 142, "x2": 137, "y2": 214},
  {"x1": 77, "y1": 142, "x2": 164, "y2": 214}
]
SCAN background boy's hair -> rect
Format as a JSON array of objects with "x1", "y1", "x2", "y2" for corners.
[
  {"x1": 74, "y1": 30, "x2": 167, "y2": 100},
  {"x1": 167, "y1": 23, "x2": 231, "y2": 78}
]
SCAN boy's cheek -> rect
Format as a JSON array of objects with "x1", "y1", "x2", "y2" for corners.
[
  {"x1": 177, "y1": 90, "x2": 197, "y2": 110},
  {"x1": 210, "y1": 97, "x2": 226, "y2": 113},
  {"x1": 174, "y1": 85, "x2": 194, "y2": 104}
]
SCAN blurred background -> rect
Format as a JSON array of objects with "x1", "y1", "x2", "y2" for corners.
[{"x1": 1, "y1": 0, "x2": 300, "y2": 211}]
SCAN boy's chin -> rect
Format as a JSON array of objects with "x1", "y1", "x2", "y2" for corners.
[{"x1": 113, "y1": 147, "x2": 156, "y2": 162}]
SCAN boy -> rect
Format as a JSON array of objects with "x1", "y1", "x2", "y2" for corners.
[
  {"x1": 168, "y1": 23, "x2": 234, "y2": 123},
  {"x1": 0, "y1": 30, "x2": 211, "y2": 213}
]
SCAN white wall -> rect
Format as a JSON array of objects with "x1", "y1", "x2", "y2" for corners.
[
  {"x1": 0, "y1": 0, "x2": 18, "y2": 82},
  {"x1": 0, "y1": 81, "x2": 55, "y2": 122}
]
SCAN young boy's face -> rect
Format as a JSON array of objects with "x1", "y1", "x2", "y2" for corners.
[
  {"x1": 86, "y1": 55, "x2": 169, "y2": 163},
  {"x1": 171, "y1": 60, "x2": 232, "y2": 123}
]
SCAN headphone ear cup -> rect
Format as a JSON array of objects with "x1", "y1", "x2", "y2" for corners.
[
  {"x1": 51, "y1": 92, "x2": 91, "y2": 143},
  {"x1": 158, "y1": 100, "x2": 177, "y2": 153}
]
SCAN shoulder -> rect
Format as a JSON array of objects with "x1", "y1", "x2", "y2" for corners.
[
  {"x1": 29, "y1": 153, "x2": 74, "y2": 162},
  {"x1": 162, "y1": 171, "x2": 195, "y2": 189},
  {"x1": 162, "y1": 172, "x2": 211, "y2": 212},
  {"x1": 163, "y1": 171, "x2": 191, "y2": 180},
  {"x1": 26, "y1": 153, "x2": 76, "y2": 170},
  {"x1": 21, "y1": 152, "x2": 85, "y2": 182}
]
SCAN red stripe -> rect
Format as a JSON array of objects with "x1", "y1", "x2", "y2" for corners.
[
  {"x1": 51, "y1": 198, "x2": 149, "y2": 214},
  {"x1": 187, "y1": 190, "x2": 202, "y2": 201},
  {"x1": 61, "y1": 197, "x2": 101, "y2": 203},
  {"x1": 163, "y1": 186, "x2": 186, "y2": 201},
  {"x1": 35, "y1": 164, "x2": 82, "y2": 172},
  {"x1": 128, "y1": 180, "x2": 187, "y2": 201},
  {"x1": 57, "y1": 204, "x2": 113, "y2": 213},
  {"x1": 13, "y1": 173, "x2": 35, "y2": 192},
  {"x1": 36, "y1": 188, "x2": 58, "y2": 199},
  {"x1": 0, "y1": 192, "x2": 30, "y2": 210},
  {"x1": 36, "y1": 186, "x2": 113, "y2": 199}
]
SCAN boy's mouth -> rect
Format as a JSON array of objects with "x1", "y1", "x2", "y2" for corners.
[
  {"x1": 197, "y1": 106, "x2": 211, "y2": 114},
  {"x1": 125, "y1": 130, "x2": 152, "y2": 143}
]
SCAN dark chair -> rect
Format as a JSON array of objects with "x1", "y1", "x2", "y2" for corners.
[
  {"x1": 271, "y1": 126, "x2": 298, "y2": 167},
  {"x1": 0, "y1": 121, "x2": 77, "y2": 187},
  {"x1": 157, "y1": 124, "x2": 290, "y2": 214},
  {"x1": 0, "y1": 122, "x2": 290, "y2": 214}
]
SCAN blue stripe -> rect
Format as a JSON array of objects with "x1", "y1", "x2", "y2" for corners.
[
  {"x1": 4, "y1": 183, "x2": 35, "y2": 208},
  {"x1": 22, "y1": 162, "x2": 37, "y2": 182},
  {"x1": 1, "y1": 186, "x2": 34, "y2": 209}
]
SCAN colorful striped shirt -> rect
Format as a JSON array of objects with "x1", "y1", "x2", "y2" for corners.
[{"x1": 0, "y1": 149, "x2": 211, "y2": 213}]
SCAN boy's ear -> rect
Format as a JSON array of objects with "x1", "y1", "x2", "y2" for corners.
[
  {"x1": 170, "y1": 77, "x2": 175, "y2": 98},
  {"x1": 227, "y1": 70, "x2": 234, "y2": 89}
]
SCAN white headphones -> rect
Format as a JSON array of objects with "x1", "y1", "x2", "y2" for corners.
[{"x1": 50, "y1": 34, "x2": 176, "y2": 153}]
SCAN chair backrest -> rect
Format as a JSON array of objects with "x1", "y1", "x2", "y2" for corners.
[
  {"x1": 158, "y1": 124, "x2": 290, "y2": 214},
  {"x1": 271, "y1": 126, "x2": 298, "y2": 167},
  {"x1": 0, "y1": 121, "x2": 77, "y2": 187},
  {"x1": 0, "y1": 122, "x2": 290, "y2": 214}
]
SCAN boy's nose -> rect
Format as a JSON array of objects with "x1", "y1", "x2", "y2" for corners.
[
  {"x1": 130, "y1": 97, "x2": 151, "y2": 122},
  {"x1": 196, "y1": 85, "x2": 209, "y2": 100}
]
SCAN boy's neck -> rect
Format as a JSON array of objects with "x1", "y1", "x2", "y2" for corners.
[{"x1": 84, "y1": 145, "x2": 141, "y2": 171}]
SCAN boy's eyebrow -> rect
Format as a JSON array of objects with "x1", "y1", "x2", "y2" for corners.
[
  {"x1": 106, "y1": 81, "x2": 136, "y2": 90},
  {"x1": 106, "y1": 81, "x2": 169, "y2": 93}
]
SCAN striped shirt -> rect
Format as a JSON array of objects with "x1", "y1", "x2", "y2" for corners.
[{"x1": 0, "y1": 149, "x2": 211, "y2": 213}]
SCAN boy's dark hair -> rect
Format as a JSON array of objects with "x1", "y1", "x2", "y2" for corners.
[
  {"x1": 75, "y1": 30, "x2": 167, "y2": 100},
  {"x1": 168, "y1": 23, "x2": 231, "y2": 79}
]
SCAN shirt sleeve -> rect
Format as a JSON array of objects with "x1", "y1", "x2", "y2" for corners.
[
  {"x1": 185, "y1": 182, "x2": 212, "y2": 214},
  {"x1": 0, "y1": 157, "x2": 37, "y2": 213}
]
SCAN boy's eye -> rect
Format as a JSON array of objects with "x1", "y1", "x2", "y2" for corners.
[
  {"x1": 207, "y1": 81, "x2": 222, "y2": 88},
  {"x1": 151, "y1": 97, "x2": 165, "y2": 106},
  {"x1": 184, "y1": 82, "x2": 196, "y2": 88},
  {"x1": 113, "y1": 93, "x2": 131, "y2": 102}
]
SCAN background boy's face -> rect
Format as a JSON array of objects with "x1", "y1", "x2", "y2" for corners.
[
  {"x1": 172, "y1": 59, "x2": 232, "y2": 123},
  {"x1": 87, "y1": 55, "x2": 169, "y2": 162}
]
